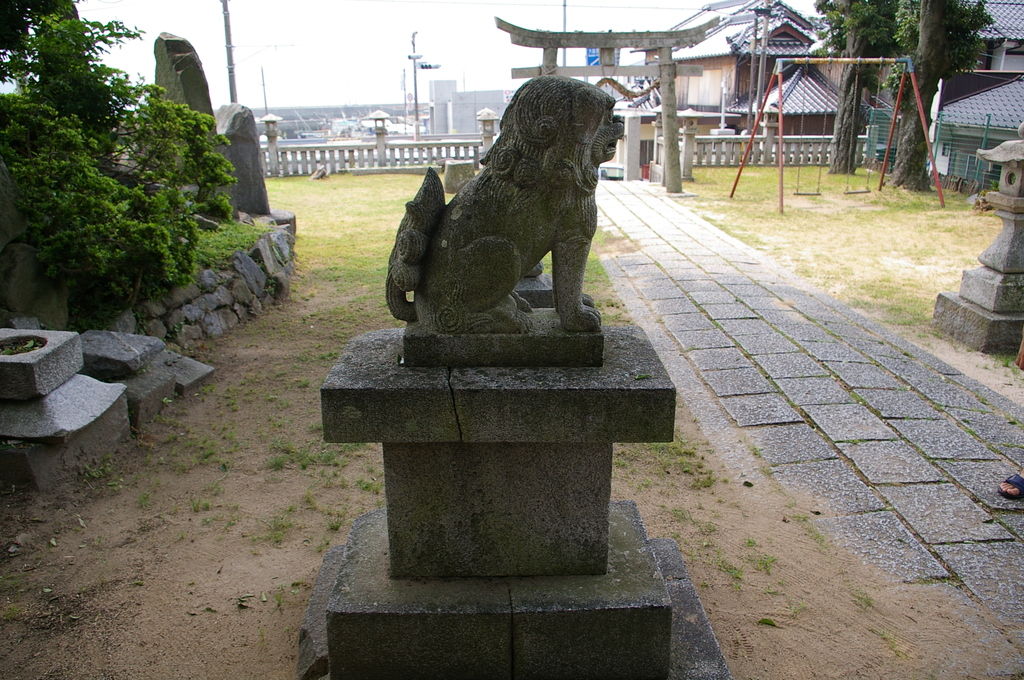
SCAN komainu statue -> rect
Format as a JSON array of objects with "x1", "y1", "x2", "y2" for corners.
[{"x1": 385, "y1": 75, "x2": 624, "y2": 334}]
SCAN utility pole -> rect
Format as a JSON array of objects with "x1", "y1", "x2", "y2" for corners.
[
  {"x1": 562, "y1": 0, "x2": 567, "y2": 67},
  {"x1": 261, "y1": 66, "x2": 268, "y2": 115},
  {"x1": 754, "y1": 1, "x2": 770, "y2": 119},
  {"x1": 221, "y1": 0, "x2": 238, "y2": 103},
  {"x1": 410, "y1": 32, "x2": 420, "y2": 141}
]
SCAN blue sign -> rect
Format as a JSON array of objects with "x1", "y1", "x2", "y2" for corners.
[{"x1": 586, "y1": 48, "x2": 600, "y2": 66}]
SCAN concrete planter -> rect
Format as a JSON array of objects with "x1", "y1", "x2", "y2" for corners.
[{"x1": 0, "y1": 329, "x2": 82, "y2": 400}]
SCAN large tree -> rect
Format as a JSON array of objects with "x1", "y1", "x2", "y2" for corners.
[
  {"x1": 888, "y1": 0, "x2": 989, "y2": 190},
  {"x1": 816, "y1": 0, "x2": 900, "y2": 174}
]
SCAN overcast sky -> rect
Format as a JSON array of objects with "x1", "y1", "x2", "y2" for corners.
[{"x1": 75, "y1": 0, "x2": 822, "y2": 111}]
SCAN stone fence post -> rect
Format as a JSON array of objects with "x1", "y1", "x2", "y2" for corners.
[{"x1": 259, "y1": 114, "x2": 283, "y2": 178}]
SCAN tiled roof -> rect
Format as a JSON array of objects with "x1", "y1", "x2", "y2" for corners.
[
  {"x1": 940, "y1": 76, "x2": 1024, "y2": 129},
  {"x1": 727, "y1": 64, "x2": 842, "y2": 115},
  {"x1": 670, "y1": 0, "x2": 818, "y2": 61},
  {"x1": 980, "y1": 1, "x2": 1024, "y2": 40}
]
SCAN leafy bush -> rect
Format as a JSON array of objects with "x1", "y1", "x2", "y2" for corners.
[{"x1": 0, "y1": 8, "x2": 235, "y2": 329}]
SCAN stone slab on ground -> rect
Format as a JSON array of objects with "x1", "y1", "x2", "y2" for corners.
[
  {"x1": 687, "y1": 348, "x2": 751, "y2": 372},
  {"x1": 775, "y1": 377, "x2": 854, "y2": 405},
  {"x1": 935, "y1": 542, "x2": 1024, "y2": 624},
  {"x1": 746, "y1": 424, "x2": 837, "y2": 465},
  {"x1": 803, "y1": 404, "x2": 896, "y2": 442},
  {"x1": 888, "y1": 418, "x2": 999, "y2": 460},
  {"x1": 669, "y1": 329, "x2": 735, "y2": 351},
  {"x1": 771, "y1": 459, "x2": 886, "y2": 515},
  {"x1": 823, "y1": 361, "x2": 902, "y2": 389},
  {"x1": 0, "y1": 374, "x2": 126, "y2": 443},
  {"x1": 326, "y1": 509, "x2": 513, "y2": 680},
  {"x1": 946, "y1": 408, "x2": 1024, "y2": 447},
  {"x1": 996, "y1": 512, "x2": 1024, "y2": 538},
  {"x1": 648, "y1": 298, "x2": 698, "y2": 316},
  {"x1": 753, "y1": 353, "x2": 828, "y2": 379},
  {"x1": 839, "y1": 441, "x2": 945, "y2": 484},
  {"x1": 514, "y1": 273, "x2": 554, "y2": 309},
  {"x1": 732, "y1": 332, "x2": 798, "y2": 355},
  {"x1": 649, "y1": 538, "x2": 733, "y2": 680},
  {"x1": 662, "y1": 313, "x2": 716, "y2": 333},
  {"x1": 815, "y1": 512, "x2": 948, "y2": 582},
  {"x1": 383, "y1": 442, "x2": 612, "y2": 578},
  {"x1": 0, "y1": 329, "x2": 82, "y2": 400},
  {"x1": 879, "y1": 484, "x2": 1012, "y2": 544},
  {"x1": 803, "y1": 341, "x2": 868, "y2": 363},
  {"x1": 115, "y1": 366, "x2": 177, "y2": 429},
  {"x1": 322, "y1": 502, "x2": 677, "y2": 680},
  {"x1": 509, "y1": 501, "x2": 673, "y2": 680},
  {"x1": 720, "y1": 394, "x2": 803, "y2": 427},
  {"x1": 855, "y1": 389, "x2": 942, "y2": 419},
  {"x1": 402, "y1": 309, "x2": 604, "y2": 368},
  {"x1": 910, "y1": 378, "x2": 991, "y2": 411},
  {"x1": 79, "y1": 330, "x2": 165, "y2": 380},
  {"x1": 937, "y1": 460, "x2": 1022, "y2": 510},
  {"x1": 700, "y1": 368, "x2": 774, "y2": 397},
  {"x1": 0, "y1": 392, "x2": 129, "y2": 490},
  {"x1": 150, "y1": 350, "x2": 215, "y2": 396}
]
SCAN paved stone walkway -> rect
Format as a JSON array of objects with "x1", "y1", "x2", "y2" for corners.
[{"x1": 596, "y1": 180, "x2": 1024, "y2": 647}]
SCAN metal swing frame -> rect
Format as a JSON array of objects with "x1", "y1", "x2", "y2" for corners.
[{"x1": 730, "y1": 57, "x2": 945, "y2": 214}]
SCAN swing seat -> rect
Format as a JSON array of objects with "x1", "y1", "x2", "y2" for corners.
[
  {"x1": 794, "y1": 191, "x2": 821, "y2": 196},
  {"x1": 843, "y1": 189, "x2": 871, "y2": 195}
]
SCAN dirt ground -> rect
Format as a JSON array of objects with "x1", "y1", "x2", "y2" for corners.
[{"x1": 3, "y1": 246, "x2": 1024, "y2": 679}]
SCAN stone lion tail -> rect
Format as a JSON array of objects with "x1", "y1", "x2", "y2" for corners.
[{"x1": 385, "y1": 168, "x2": 446, "y2": 322}]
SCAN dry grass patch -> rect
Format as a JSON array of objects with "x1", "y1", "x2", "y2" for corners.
[{"x1": 682, "y1": 166, "x2": 1001, "y2": 329}]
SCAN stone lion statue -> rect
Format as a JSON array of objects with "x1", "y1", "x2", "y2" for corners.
[{"x1": 385, "y1": 75, "x2": 624, "y2": 334}]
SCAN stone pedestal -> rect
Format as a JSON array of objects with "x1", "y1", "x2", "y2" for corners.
[
  {"x1": 934, "y1": 126, "x2": 1024, "y2": 353},
  {"x1": 307, "y1": 325, "x2": 729, "y2": 680}
]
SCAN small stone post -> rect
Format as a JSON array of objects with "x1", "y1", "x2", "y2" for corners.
[
  {"x1": 934, "y1": 121, "x2": 1024, "y2": 352},
  {"x1": 621, "y1": 111, "x2": 642, "y2": 181},
  {"x1": 259, "y1": 113, "x2": 283, "y2": 178},
  {"x1": 761, "y1": 107, "x2": 778, "y2": 166},
  {"x1": 680, "y1": 108, "x2": 700, "y2": 182},
  {"x1": 651, "y1": 113, "x2": 664, "y2": 185},
  {"x1": 476, "y1": 108, "x2": 499, "y2": 154},
  {"x1": 369, "y1": 110, "x2": 390, "y2": 168}
]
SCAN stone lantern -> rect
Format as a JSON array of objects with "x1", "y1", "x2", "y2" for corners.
[
  {"x1": 934, "y1": 121, "x2": 1024, "y2": 352},
  {"x1": 476, "y1": 108, "x2": 499, "y2": 153},
  {"x1": 258, "y1": 113, "x2": 283, "y2": 177},
  {"x1": 368, "y1": 110, "x2": 390, "y2": 167},
  {"x1": 679, "y1": 108, "x2": 701, "y2": 182}
]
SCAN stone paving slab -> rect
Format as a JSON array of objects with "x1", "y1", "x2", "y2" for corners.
[
  {"x1": 754, "y1": 353, "x2": 829, "y2": 379},
  {"x1": 701, "y1": 303, "x2": 757, "y2": 320},
  {"x1": 715, "y1": 319, "x2": 773, "y2": 336},
  {"x1": 689, "y1": 291, "x2": 737, "y2": 305},
  {"x1": 996, "y1": 445, "x2": 1024, "y2": 467},
  {"x1": 639, "y1": 283, "x2": 687, "y2": 301},
  {"x1": 687, "y1": 348, "x2": 752, "y2": 372},
  {"x1": 815, "y1": 512, "x2": 948, "y2": 582},
  {"x1": 701, "y1": 368, "x2": 775, "y2": 398},
  {"x1": 839, "y1": 441, "x2": 945, "y2": 484},
  {"x1": 775, "y1": 378, "x2": 854, "y2": 406},
  {"x1": 855, "y1": 389, "x2": 942, "y2": 419},
  {"x1": 677, "y1": 279, "x2": 723, "y2": 293},
  {"x1": 935, "y1": 542, "x2": 1024, "y2": 624},
  {"x1": 721, "y1": 284, "x2": 772, "y2": 299},
  {"x1": 720, "y1": 394, "x2": 803, "y2": 427},
  {"x1": 773, "y1": 322, "x2": 835, "y2": 343},
  {"x1": 746, "y1": 423, "x2": 836, "y2": 464},
  {"x1": 946, "y1": 408, "x2": 1024, "y2": 447},
  {"x1": 803, "y1": 404, "x2": 897, "y2": 442},
  {"x1": 996, "y1": 512, "x2": 1024, "y2": 538},
  {"x1": 879, "y1": 484, "x2": 1011, "y2": 543},
  {"x1": 732, "y1": 332, "x2": 799, "y2": 356},
  {"x1": 938, "y1": 460, "x2": 1022, "y2": 510},
  {"x1": 910, "y1": 378, "x2": 992, "y2": 411},
  {"x1": 662, "y1": 313, "x2": 716, "y2": 333},
  {"x1": 823, "y1": 362, "x2": 902, "y2": 389},
  {"x1": 803, "y1": 341, "x2": 868, "y2": 364},
  {"x1": 669, "y1": 329, "x2": 736, "y2": 351},
  {"x1": 771, "y1": 460, "x2": 885, "y2": 514},
  {"x1": 649, "y1": 298, "x2": 699, "y2": 316},
  {"x1": 888, "y1": 419, "x2": 999, "y2": 460}
]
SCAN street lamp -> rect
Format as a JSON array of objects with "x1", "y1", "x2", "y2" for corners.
[{"x1": 408, "y1": 32, "x2": 440, "y2": 142}]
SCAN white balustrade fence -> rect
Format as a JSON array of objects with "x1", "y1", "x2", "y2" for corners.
[{"x1": 262, "y1": 140, "x2": 483, "y2": 177}]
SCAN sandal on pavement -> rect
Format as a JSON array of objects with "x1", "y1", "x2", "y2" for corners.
[{"x1": 998, "y1": 473, "x2": 1024, "y2": 499}]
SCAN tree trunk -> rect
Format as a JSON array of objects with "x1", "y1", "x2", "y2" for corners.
[
  {"x1": 829, "y1": 64, "x2": 865, "y2": 174},
  {"x1": 889, "y1": 0, "x2": 950, "y2": 190}
]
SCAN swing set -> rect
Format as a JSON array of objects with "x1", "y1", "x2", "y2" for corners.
[{"x1": 730, "y1": 57, "x2": 945, "y2": 214}]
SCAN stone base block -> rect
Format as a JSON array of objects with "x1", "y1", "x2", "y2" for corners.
[
  {"x1": 0, "y1": 374, "x2": 126, "y2": 443},
  {"x1": 322, "y1": 326, "x2": 675, "y2": 444},
  {"x1": 116, "y1": 366, "x2": 177, "y2": 429},
  {"x1": 151, "y1": 350, "x2": 215, "y2": 396},
  {"x1": 384, "y1": 442, "x2": 612, "y2": 577},
  {"x1": 318, "y1": 501, "x2": 678, "y2": 680},
  {"x1": 403, "y1": 309, "x2": 603, "y2": 368},
  {"x1": 933, "y1": 291, "x2": 1024, "y2": 353},
  {"x1": 0, "y1": 392, "x2": 129, "y2": 490},
  {"x1": 959, "y1": 267, "x2": 1024, "y2": 313},
  {"x1": 515, "y1": 273, "x2": 554, "y2": 309},
  {"x1": 0, "y1": 329, "x2": 82, "y2": 400}
]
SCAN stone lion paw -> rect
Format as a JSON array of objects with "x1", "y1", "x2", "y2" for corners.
[{"x1": 562, "y1": 304, "x2": 602, "y2": 332}]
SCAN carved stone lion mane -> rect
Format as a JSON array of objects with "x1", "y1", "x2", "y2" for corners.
[{"x1": 386, "y1": 75, "x2": 624, "y2": 334}]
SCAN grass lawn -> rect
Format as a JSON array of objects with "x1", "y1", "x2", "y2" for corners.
[{"x1": 680, "y1": 166, "x2": 1003, "y2": 331}]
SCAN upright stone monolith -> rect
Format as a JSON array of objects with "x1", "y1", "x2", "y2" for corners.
[
  {"x1": 216, "y1": 104, "x2": 271, "y2": 216},
  {"x1": 0, "y1": 155, "x2": 27, "y2": 253},
  {"x1": 154, "y1": 33, "x2": 214, "y2": 116}
]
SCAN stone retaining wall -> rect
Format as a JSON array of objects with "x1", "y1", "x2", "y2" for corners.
[{"x1": 127, "y1": 211, "x2": 296, "y2": 349}]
